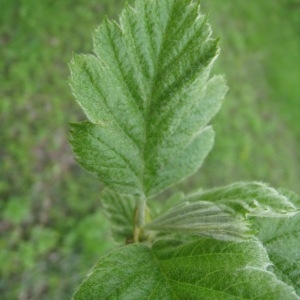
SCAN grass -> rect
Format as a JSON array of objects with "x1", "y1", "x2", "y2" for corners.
[
  {"x1": 196, "y1": 0, "x2": 300, "y2": 192},
  {"x1": 1, "y1": 0, "x2": 299, "y2": 298}
]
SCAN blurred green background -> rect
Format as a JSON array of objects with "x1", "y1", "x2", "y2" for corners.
[{"x1": 1, "y1": 0, "x2": 299, "y2": 299}]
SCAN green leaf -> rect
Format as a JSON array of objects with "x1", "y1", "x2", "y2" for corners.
[
  {"x1": 70, "y1": 0, "x2": 227, "y2": 197},
  {"x1": 188, "y1": 182, "x2": 298, "y2": 217},
  {"x1": 148, "y1": 192, "x2": 186, "y2": 219},
  {"x1": 254, "y1": 190, "x2": 300, "y2": 295},
  {"x1": 144, "y1": 183, "x2": 298, "y2": 242},
  {"x1": 101, "y1": 189, "x2": 136, "y2": 243},
  {"x1": 145, "y1": 201, "x2": 253, "y2": 241},
  {"x1": 73, "y1": 237, "x2": 298, "y2": 299}
]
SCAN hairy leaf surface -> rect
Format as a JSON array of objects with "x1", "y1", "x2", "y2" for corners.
[
  {"x1": 144, "y1": 201, "x2": 253, "y2": 241},
  {"x1": 73, "y1": 237, "x2": 298, "y2": 299},
  {"x1": 70, "y1": 0, "x2": 227, "y2": 197},
  {"x1": 254, "y1": 190, "x2": 300, "y2": 295},
  {"x1": 189, "y1": 182, "x2": 298, "y2": 217},
  {"x1": 101, "y1": 189, "x2": 136, "y2": 243},
  {"x1": 144, "y1": 183, "x2": 298, "y2": 241}
]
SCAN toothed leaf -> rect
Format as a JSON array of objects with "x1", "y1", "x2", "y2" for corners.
[
  {"x1": 254, "y1": 190, "x2": 300, "y2": 296},
  {"x1": 101, "y1": 189, "x2": 136, "y2": 243},
  {"x1": 189, "y1": 182, "x2": 298, "y2": 217},
  {"x1": 73, "y1": 237, "x2": 298, "y2": 299},
  {"x1": 70, "y1": 0, "x2": 227, "y2": 197},
  {"x1": 145, "y1": 201, "x2": 253, "y2": 241}
]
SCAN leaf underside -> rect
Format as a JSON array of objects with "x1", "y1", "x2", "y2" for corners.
[
  {"x1": 189, "y1": 182, "x2": 298, "y2": 218},
  {"x1": 144, "y1": 182, "x2": 298, "y2": 242},
  {"x1": 101, "y1": 189, "x2": 136, "y2": 242},
  {"x1": 254, "y1": 191, "x2": 300, "y2": 296},
  {"x1": 70, "y1": 0, "x2": 227, "y2": 197},
  {"x1": 145, "y1": 201, "x2": 253, "y2": 241},
  {"x1": 73, "y1": 237, "x2": 298, "y2": 299}
]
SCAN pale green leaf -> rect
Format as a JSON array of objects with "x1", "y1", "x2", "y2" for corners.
[
  {"x1": 73, "y1": 237, "x2": 298, "y2": 299},
  {"x1": 254, "y1": 191, "x2": 300, "y2": 295},
  {"x1": 144, "y1": 183, "x2": 297, "y2": 242},
  {"x1": 101, "y1": 189, "x2": 136, "y2": 243},
  {"x1": 148, "y1": 192, "x2": 186, "y2": 219},
  {"x1": 70, "y1": 0, "x2": 227, "y2": 197},
  {"x1": 145, "y1": 201, "x2": 253, "y2": 241},
  {"x1": 189, "y1": 182, "x2": 298, "y2": 217}
]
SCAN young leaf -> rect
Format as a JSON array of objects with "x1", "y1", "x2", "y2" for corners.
[
  {"x1": 70, "y1": 0, "x2": 227, "y2": 197},
  {"x1": 144, "y1": 201, "x2": 253, "y2": 241},
  {"x1": 101, "y1": 189, "x2": 136, "y2": 243},
  {"x1": 73, "y1": 237, "x2": 298, "y2": 299},
  {"x1": 188, "y1": 182, "x2": 298, "y2": 217},
  {"x1": 148, "y1": 192, "x2": 186, "y2": 219},
  {"x1": 254, "y1": 190, "x2": 300, "y2": 295}
]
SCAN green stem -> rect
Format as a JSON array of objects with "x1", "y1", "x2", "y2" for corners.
[
  {"x1": 134, "y1": 196, "x2": 146, "y2": 242},
  {"x1": 137, "y1": 196, "x2": 146, "y2": 227}
]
